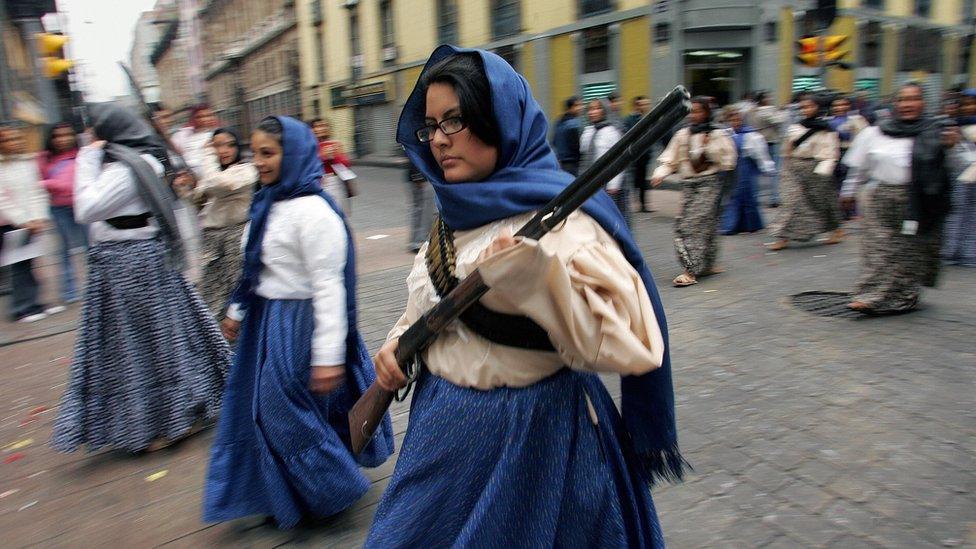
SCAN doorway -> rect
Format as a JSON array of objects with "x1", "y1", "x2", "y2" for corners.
[
  {"x1": 686, "y1": 67, "x2": 736, "y2": 105},
  {"x1": 684, "y1": 50, "x2": 748, "y2": 106}
]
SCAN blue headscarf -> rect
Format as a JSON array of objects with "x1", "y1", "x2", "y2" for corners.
[
  {"x1": 398, "y1": 45, "x2": 685, "y2": 484},
  {"x1": 230, "y1": 116, "x2": 393, "y2": 466}
]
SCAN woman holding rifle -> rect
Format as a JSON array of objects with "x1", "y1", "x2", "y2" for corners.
[{"x1": 368, "y1": 46, "x2": 681, "y2": 547}]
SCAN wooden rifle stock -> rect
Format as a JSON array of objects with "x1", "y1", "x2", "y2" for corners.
[{"x1": 348, "y1": 86, "x2": 691, "y2": 456}]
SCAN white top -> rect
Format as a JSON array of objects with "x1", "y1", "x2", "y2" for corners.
[
  {"x1": 229, "y1": 195, "x2": 348, "y2": 366},
  {"x1": 73, "y1": 145, "x2": 163, "y2": 243},
  {"x1": 172, "y1": 128, "x2": 213, "y2": 179},
  {"x1": 580, "y1": 125, "x2": 624, "y2": 191},
  {"x1": 0, "y1": 154, "x2": 49, "y2": 226},
  {"x1": 651, "y1": 127, "x2": 738, "y2": 181},
  {"x1": 740, "y1": 131, "x2": 776, "y2": 174},
  {"x1": 840, "y1": 126, "x2": 914, "y2": 198}
]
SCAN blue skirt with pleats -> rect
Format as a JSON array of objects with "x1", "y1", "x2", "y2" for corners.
[
  {"x1": 203, "y1": 297, "x2": 393, "y2": 528},
  {"x1": 366, "y1": 368, "x2": 665, "y2": 548},
  {"x1": 721, "y1": 171, "x2": 765, "y2": 235}
]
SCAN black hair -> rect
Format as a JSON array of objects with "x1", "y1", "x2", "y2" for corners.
[
  {"x1": 564, "y1": 96, "x2": 579, "y2": 110},
  {"x1": 255, "y1": 116, "x2": 283, "y2": 143},
  {"x1": 899, "y1": 81, "x2": 925, "y2": 99},
  {"x1": 44, "y1": 122, "x2": 77, "y2": 155},
  {"x1": 690, "y1": 96, "x2": 712, "y2": 120},
  {"x1": 212, "y1": 127, "x2": 243, "y2": 168},
  {"x1": 607, "y1": 92, "x2": 620, "y2": 102},
  {"x1": 632, "y1": 95, "x2": 648, "y2": 105},
  {"x1": 307, "y1": 117, "x2": 326, "y2": 127},
  {"x1": 421, "y1": 53, "x2": 500, "y2": 147}
]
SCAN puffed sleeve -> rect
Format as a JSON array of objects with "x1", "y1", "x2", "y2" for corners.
[
  {"x1": 707, "y1": 129, "x2": 737, "y2": 171},
  {"x1": 651, "y1": 128, "x2": 685, "y2": 180},
  {"x1": 300, "y1": 202, "x2": 348, "y2": 366},
  {"x1": 841, "y1": 126, "x2": 876, "y2": 198},
  {"x1": 385, "y1": 245, "x2": 430, "y2": 343},
  {"x1": 477, "y1": 219, "x2": 664, "y2": 376}
]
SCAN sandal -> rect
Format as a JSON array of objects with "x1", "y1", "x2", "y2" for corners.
[
  {"x1": 825, "y1": 229, "x2": 845, "y2": 245},
  {"x1": 672, "y1": 273, "x2": 697, "y2": 287},
  {"x1": 847, "y1": 300, "x2": 873, "y2": 312},
  {"x1": 766, "y1": 239, "x2": 789, "y2": 251}
]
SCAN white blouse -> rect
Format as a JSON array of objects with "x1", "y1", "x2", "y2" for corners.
[
  {"x1": 228, "y1": 195, "x2": 348, "y2": 367},
  {"x1": 840, "y1": 126, "x2": 914, "y2": 198},
  {"x1": 579, "y1": 125, "x2": 624, "y2": 191},
  {"x1": 739, "y1": 131, "x2": 776, "y2": 174},
  {"x1": 74, "y1": 145, "x2": 163, "y2": 244}
]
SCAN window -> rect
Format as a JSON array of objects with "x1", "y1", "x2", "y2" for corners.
[
  {"x1": 494, "y1": 44, "x2": 518, "y2": 70},
  {"x1": 582, "y1": 25, "x2": 609, "y2": 73},
  {"x1": 311, "y1": 0, "x2": 323, "y2": 23},
  {"x1": 491, "y1": 0, "x2": 520, "y2": 40},
  {"x1": 862, "y1": 0, "x2": 884, "y2": 9},
  {"x1": 437, "y1": 0, "x2": 458, "y2": 44},
  {"x1": 861, "y1": 21, "x2": 882, "y2": 67},
  {"x1": 764, "y1": 21, "x2": 777, "y2": 43},
  {"x1": 316, "y1": 29, "x2": 326, "y2": 83},
  {"x1": 380, "y1": 0, "x2": 395, "y2": 48},
  {"x1": 380, "y1": 0, "x2": 396, "y2": 67},
  {"x1": 349, "y1": 5, "x2": 362, "y2": 78},
  {"x1": 900, "y1": 26, "x2": 941, "y2": 72},
  {"x1": 579, "y1": 0, "x2": 612, "y2": 18},
  {"x1": 654, "y1": 22, "x2": 670, "y2": 44},
  {"x1": 964, "y1": 0, "x2": 976, "y2": 23},
  {"x1": 915, "y1": 0, "x2": 931, "y2": 18}
]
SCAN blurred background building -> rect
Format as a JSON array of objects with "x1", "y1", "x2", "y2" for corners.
[
  {"x1": 0, "y1": 0, "x2": 79, "y2": 130},
  {"x1": 129, "y1": 0, "x2": 976, "y2": 155}
]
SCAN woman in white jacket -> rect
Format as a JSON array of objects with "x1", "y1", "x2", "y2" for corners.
[{"x1": 580, "y1": 98, "x2": 630, "y2": 228}]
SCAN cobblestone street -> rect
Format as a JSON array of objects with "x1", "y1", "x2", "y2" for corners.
[{"x1": 1, "y1": 167, "x2": 974, "y2": 547}]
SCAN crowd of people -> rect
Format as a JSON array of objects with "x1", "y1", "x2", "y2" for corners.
[
  {"x1": 551, "y1": 84, "x2": 976, "y2": 312},
  {"x1": 1, "y1": 43, "x2": 974, "y2": 546}
]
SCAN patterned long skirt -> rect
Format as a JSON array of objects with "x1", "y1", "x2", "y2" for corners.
[
  {"x1": 366, "y1": 369, "x2": 664, "y2": 547},
  {"x1": 854, "y1": 183, "x2": 942, "y2": 312},
  {"x1": 773, "y1": 157, "x2": 841, "y2": 241},
  {"x1": 51, "y1": 238, "x2": 230, "y2": 453},
  {"x1": 199, "y1": 222, "x2": 247, "y2": 320},
  {"x1": 674, "y1": 173, "x2": 726, "y2": 276}
]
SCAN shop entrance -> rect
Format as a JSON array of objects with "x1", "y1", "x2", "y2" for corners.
[{"x1": 684, "y1": 50, "x2": 748, "y2": 106}]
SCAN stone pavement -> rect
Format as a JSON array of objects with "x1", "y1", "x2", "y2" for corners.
[{"x1": 1, "y1": 166, "x2": 974, "y2": 547}]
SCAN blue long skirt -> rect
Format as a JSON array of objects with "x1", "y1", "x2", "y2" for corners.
[
  {"x1": 366, "y1": 368, "x2": 665, "y2": 548},
  {"x1": 721, "y1": 171, "x2": 765, "y2": 235},
  {"x1": 203, "y1": 297, "x2": 392, "y2": 528}
]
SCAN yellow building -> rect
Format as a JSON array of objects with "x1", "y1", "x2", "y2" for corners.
[{"x1": 296, "y1": 0, "x2": 976, "y2": 158}]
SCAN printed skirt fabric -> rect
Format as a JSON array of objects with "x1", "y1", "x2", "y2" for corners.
[
  {"x1": 198, "y1": 222, "x2": 247, "y2": 320},
  {"x1": 674, "y1": 173, "x2": 726, "y2": 276},
  {"x1": 854, "y1": 183, "x2": 942, "y2": 312},
  {"x1": 366, "y1": 369, "x2": 665, "y2": 548},
  {"x1": 773, "y1": 157, "x2": 841, "y2": 241},
  {"x1": 203, "y1": 297, "x2": 393, "y2": 528},
  {"x1": 51, "y1": 238, "x2": 230, "y2": 453}
]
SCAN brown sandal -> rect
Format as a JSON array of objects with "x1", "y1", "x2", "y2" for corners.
[
  {"x1": 766, "y1": 239, "x2": 789, "y2": 251},
  {"x1": 672, "y1": 273, "x2": 698, "y2": 287},
  {"x1": 825, "y1": 229, "x2": 845, "y2": 245}
]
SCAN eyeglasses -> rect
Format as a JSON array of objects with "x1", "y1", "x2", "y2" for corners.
[{"x1": 416, "y1": 116, "x2": 466, "y2": 143}]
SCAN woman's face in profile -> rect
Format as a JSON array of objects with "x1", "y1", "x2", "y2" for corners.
[
  {"x1": 251, "y1": 129, "x2": 283, "y2": 185},
  {"x1": 425, "y1": 82, "x2": 498, "y2": 183}
]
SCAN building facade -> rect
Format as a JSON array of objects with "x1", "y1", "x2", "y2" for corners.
[
  {"x1": 151, "y1": 5, "x2": 196, "y2": 113},
  {"x1": 295, "y1": 0, "x2": 976, "y2": 157},
  {"x1": 130, "y1": 5, "x2": 165, "y2": 105},
  {"x1": 199, "y1": 0, "x2": 301, "y2": 137}
]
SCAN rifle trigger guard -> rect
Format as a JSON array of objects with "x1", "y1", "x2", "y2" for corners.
[
  {"x1": 540, "y1": 208, "x2": 567, "y2": 232},
  {"x1": 394, "y1": 354, "x2": 421, "y2": 402}
]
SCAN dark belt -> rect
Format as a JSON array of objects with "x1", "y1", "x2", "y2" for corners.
[{"x1": 105, "y1": 213, "x2": 152, "y2": 230}]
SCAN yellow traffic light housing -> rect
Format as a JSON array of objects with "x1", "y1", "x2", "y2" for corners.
[
  {"x1": 796, "y1": 35, "x2": 849, "y2": 68},
  {"x1": 36, "y1": 33, "x2": 73, "y2": 78}
]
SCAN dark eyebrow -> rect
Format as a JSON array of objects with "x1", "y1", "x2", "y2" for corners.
[{"x1": 424, "y1": 107, "x2": 462, "y2": 123}]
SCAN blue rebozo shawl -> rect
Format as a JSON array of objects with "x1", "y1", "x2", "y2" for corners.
[
  {"x1": 228, "y1": 116, "x2": 393, "y2": 466},
  {"x1": 397, "y1": 44, "x2": 686, "y2": 484}
]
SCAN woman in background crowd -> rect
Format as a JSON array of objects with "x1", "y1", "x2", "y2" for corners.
[
  {"x1": 841, "y1": 82, "x2": 963, "y2": 313},
  {"x1": 51, "y1": 105, "x2": 229, "y2": 453},
  {"x1": 651, "y1": 96, "x2": 736, "y2": 287},
  {"x1": 580, "y1": 98, "x2": 630, "y2": 228},
  {"x1": 178, "y1": 127, "x2": 256, "y2": 320},
  {"x1": 829, "y1": 96, "x2": 869, "y2": 219},
  {"x1": 172, "y1": 104, "x2": 220, "y2": 179},
  {"x1": 310, "y1": 117, "x2": 354, "y2": 212},
  {"x1": 39, "y1": 122, "x2": 87, "y2": 304},
  {"x1": 205, "y1": 116, "x2": 392, "y2": 529},
  {"x1": 0, "y1": 123, "x2": 59, "y2": 323},
  {"x1": 721, "y1": 107, "x2": 774, "y2": 235},
  {"x1": 768, "y1": 93, "x2": 844, "y2": 251},
  {"x1": 943, "y1": 89, "x2": 976, "y2": 267}
]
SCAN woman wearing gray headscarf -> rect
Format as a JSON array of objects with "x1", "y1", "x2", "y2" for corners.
[
  {"x1": 580, "y1": 98, "x2": 631, "y2": 228},
  {"x1": 51, "y1": 104, "x2": 230, "y2": 454},
  {"x1": 841, "y1": 83, "x2": 963, "y2": 313}
]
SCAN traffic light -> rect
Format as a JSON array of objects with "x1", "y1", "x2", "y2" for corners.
[
  {"x1": 36, "y1": 33, "x2": 73, "y2": 78},
  {"x1": 796, "y1": 35, "x2": 849, "y2": 67}
]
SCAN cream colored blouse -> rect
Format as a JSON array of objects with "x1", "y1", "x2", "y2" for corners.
[
  {"x1": 785, "y1": 124, "x2": 840, "y2": 175},
  {"x1": 385, "y1": 211, "x2": 665, "y2": 390},
  {"x1": 651, "y1": 126, "x2": 737, "y2": 181}
]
